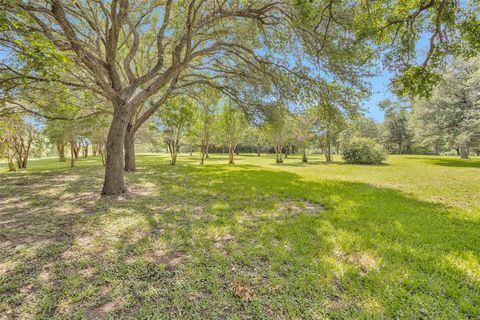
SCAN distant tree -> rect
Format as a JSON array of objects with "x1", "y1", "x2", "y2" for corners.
[
  {"x1": 266, "y1": 110, "x2": 291, "y2": 164},
  {"x1": 157, "y1": 97, "x2": 196, "y2": 165},
  {"x1": 218, "y1": 102, "x2": 247, "y2": 164},
  {"x1": 341, "y1": 117, "x2": 381, "y2": 143},
  {"x1": 0, "y1": 116, "x2": 35, "y2": 169},
  {"x1": 196, "y1": 94, "x2": 219, "y2": 165},
  {"x1": 247, "y1": 125, "x2": 270, "y2": 157},
  {"x1": 292, "y1": 112, "x2": 315, "y2": 163},
  {"x1": 410, "y1": 57, "x2": 480, "y2": 158},
  {"x1": 379, "y1": 100, "x2": 412, "y2": 154}
]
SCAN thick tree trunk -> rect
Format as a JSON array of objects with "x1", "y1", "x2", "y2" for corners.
[
  {"x1": 274, "y1": 145, "x2": 283, "y2": 163},
  {"x1": 124, "y1": 132, "x2": 136, "y2": 171},
  {"x1": 302, "y1": 149, "x2": 308, "y2": 163},
  {"x1": 102, "y1": 108, "x2": 129, "y2": 195},
  {"x1": 459, "y1": 143, "x2": 469, "y2": 159}
]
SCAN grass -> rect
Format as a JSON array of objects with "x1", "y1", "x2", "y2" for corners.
[{"x1": 1, "y1": 153, "x2": 479, "y2": 319}]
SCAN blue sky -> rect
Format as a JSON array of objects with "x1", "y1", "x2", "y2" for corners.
[{"x1": 363, "y1": 68, "x2": 395, "y2": 122}]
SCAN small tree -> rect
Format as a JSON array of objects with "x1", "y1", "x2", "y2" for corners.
[
  {"x1": 292, "y1": 112, "x2": 315, "y2": 163},
  {"x1": 266, "y1": 112, "x2": 291, "y2": 164},
  {"x1": 158, "y1": 97, "x2": 196, "y2": 165},
  {"x1": 2, "y1": 117, "x2": 35, "y2": 169},
  {"x1": 218, "y1": 102, "x2": 247, "y2": 164}
]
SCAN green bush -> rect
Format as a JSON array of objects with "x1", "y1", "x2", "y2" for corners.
[{"x1": 341, "y1": 137, "x2": 387, "y2": 164}]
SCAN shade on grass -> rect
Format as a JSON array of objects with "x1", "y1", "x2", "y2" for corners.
[{"x1": 0, "y1": 154, "x2": 479, "y2": 318}]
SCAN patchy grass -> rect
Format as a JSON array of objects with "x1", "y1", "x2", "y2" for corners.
[{"x1": 0, "y1": 154, "x2": 479, "y2": 319}]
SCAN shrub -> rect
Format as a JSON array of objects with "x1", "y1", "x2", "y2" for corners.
[{"x1": 341, "y1": 137, "x2": 387, "y2": 164}]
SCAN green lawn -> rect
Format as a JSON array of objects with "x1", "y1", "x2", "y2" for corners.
[{"x1": 1, "y1": 154, "x2": 479, "y2": 318}]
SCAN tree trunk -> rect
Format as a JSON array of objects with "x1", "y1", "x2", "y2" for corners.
[
  {"x1": 274, "y1": 145, "x2": 283, "y2": 163},
  {"x1": 459, "y1": 142, "x2": 469, "y2": 159},
  {"x1": 124, "y1": 131, "x2": 136, "y2": 171},
  {"x1": 205, "y1": 143, "x2": 209, "y2": 158},
  {"x1": 257, "y1": 145, "x2": 261, "y2": 156},
  {"x1": 284, "y1": 146, "x2": 288, "y2": 158},
  {"x1": 324, "y1": 131, "x2": 332, "y2": 163},
  {"x1": 200, "y1": 141, "x2": 206, "y2": 165},
  {"x1": 102, "y1": 108, "x2": 129, "y2": 195},
  {"x1": 83, "y1": 144, "x2": 89, "y2": 158},
  {"x1": 228, "y1": 145, "x2": 235, "y2": 164},
  {"x1": 302, "y1": 149, "x2": 308, "y2": 163},
  {"x1": 73, "y1": 144, "x2": 79, "y2": 159},
  {"x1": 57, "y1": 142, "x2": 66, "y2": 162},
  {"x1": 455, "y1": 147, "x2": 460, "y2": 156},
  {"x1": 70, "y1": 142, "x2": 75, "y2": 168}
]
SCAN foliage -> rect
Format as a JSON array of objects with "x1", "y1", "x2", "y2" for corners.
[
  {"x1": 409, "y1": 57, "x2": 480, "y2": 155},
  {"x1": 341, "y1": 137, "x2": 387, "y2": 165}
]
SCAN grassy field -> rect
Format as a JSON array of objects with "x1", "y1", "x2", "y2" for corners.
[{"x1": 1, "y1": 154, "x2": 479, "y2": 319}]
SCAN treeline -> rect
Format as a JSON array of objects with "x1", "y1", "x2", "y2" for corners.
[{"x1": 4, "y1": 54, "x2": 479, "y2": 173}]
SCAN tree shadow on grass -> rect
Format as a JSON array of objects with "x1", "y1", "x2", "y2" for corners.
[
  {"x1": 405, "y1": 156, "x2": 480, "y2": 168},
  {"x1": 0, "y1": 159, "x2": 479, "y2": 318}
]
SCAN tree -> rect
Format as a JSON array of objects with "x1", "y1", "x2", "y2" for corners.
[
  {"x1": 0, "y1": 116, "x2": 35, "y2": 169},
  {"x1": 2, "y1": 0, "x2": 380, "y2": 194},
  {"x1": 292, "y1": 112, "x2": 315, "y2": 163},
  {"x1": 0, "y1": 1, "x2": 302, "y2": 194},
  {"x1": 218, "y1": 101, "x2": 246, "y2": 165},
  {"x1": 341, "y1": 117, "x2": 381, "y2": 143},
  {"x1": 379, "y1": 100, "x2": 412, "y2": 154},
  {"x1": 157, "y1": 97, "x2": 196, "y2": 165},
  {"x1": 195, "y1": 93, "x2": 219, "y2": 165},
  {"x1": 410, "y1": 57, "x2": 480, "y2": 158},
  {"x1": 265, "y1": 109, "x2": 291, "y2": 164}
]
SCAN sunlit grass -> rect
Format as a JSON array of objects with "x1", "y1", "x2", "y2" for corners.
[{"x1": 0, "y1": 153, "x2": 479, "y2": 318}]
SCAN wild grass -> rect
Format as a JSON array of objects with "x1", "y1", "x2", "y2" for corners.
[{"x1": 1, "y1": 154, "x2": 479, "y2": 318}]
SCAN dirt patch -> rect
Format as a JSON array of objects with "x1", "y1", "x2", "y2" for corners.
[
  {"x1": 149, "y1": 250, "x2": 187, "y2": 268},
  {"x1": 232, "y1": 280, "x2": 256, "y2": 301},
  {"x1": 86, "y1": 300, "x2": 124, "y2": 319},
  {"x1": 213, "y1": 234, "x2": 236, "y2": 249}
]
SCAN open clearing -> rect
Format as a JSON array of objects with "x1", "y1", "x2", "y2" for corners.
[{"x1": 1, "y1": 154, "x2": 479, "y2": 318}]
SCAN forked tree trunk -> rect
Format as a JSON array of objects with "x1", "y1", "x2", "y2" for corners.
[
  {"x1": 124, "y1": 132, "x2": 136, "y2": 171},
  {"x1": 459, "y1": 143, "x2": 469, "y2": 159},
  {"x1": 102, "y1": 108, "x2": 129, "y2": 195}
]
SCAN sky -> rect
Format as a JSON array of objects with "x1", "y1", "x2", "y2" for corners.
[{"x1": 363, "y1": 68, "x2": 395, "y2": 122}]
